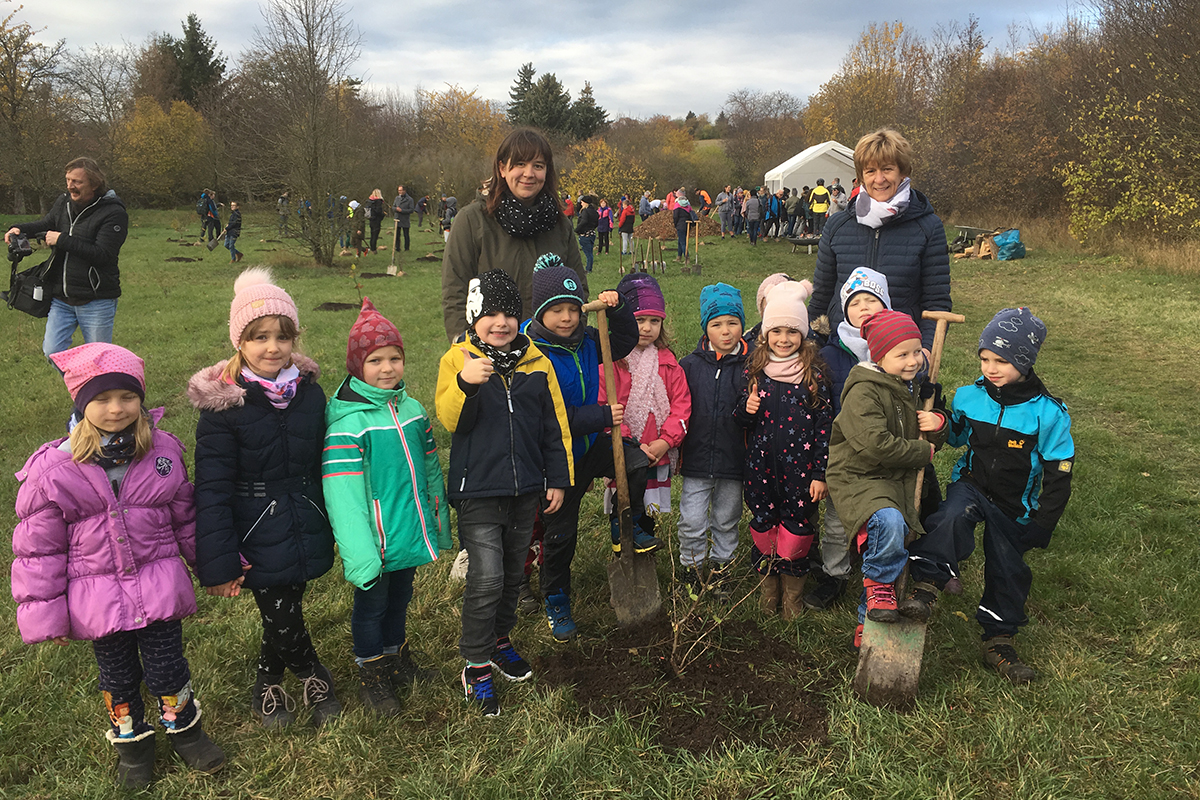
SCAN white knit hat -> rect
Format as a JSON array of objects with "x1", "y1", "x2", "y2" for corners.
[{"x1": 761, "y1": 279, "x2": 814, "y2": 333}]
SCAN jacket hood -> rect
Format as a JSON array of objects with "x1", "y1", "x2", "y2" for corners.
[
  {"x1": 890, "y1": 187, "x2": 934, "y2": 224},
  {"x1": 326, "y1": 375, "x2": 409, "y2": 426},
  {"x1": 844, "y1": 361, "x2": 917, "y2": 401},
  {"x1": 187, "y1": 353, "x2": 320, "y2": 412}
]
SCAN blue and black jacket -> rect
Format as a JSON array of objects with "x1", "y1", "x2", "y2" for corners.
[
  {"x1": 679, "y1": 337, "x2": 751, "y2": 481},
  {"x1": 520, "y1": 299, "x2": 638, "y2": 461},
  {"x1": 947, "y1": 372, "x2": 1075, "y2": 531}
]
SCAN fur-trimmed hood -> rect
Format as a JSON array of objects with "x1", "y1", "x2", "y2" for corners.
[{"x1": 188, "y1": 354, "x2": 321, "y2": 412}]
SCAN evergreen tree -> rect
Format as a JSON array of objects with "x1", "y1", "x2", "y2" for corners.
[
  {"x1": 507, "y1": 62, "x2": 536, "y2": 125},
  {"x1": 173, "y1": 14, "x2": 225, "y2": 107},
  {"x1": 522, "y1": 73, "x2": 572, "y2": 133},
  {"x1": 570, "y1": 82, "x2": 608, "y2": 140}
]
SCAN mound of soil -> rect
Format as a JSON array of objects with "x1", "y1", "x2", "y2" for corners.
[
  {"x1": 535, "y1": 617, "x2": 828, "y2": 754},
  {"x1": 165, "y1": 256, "x2": 199, "y2": 263},
  {"x1": 314, "y1": 302, "x2": 359, "y2": 311},
  {"x1": 358, "y1": 272, "x2": 394, "y2": 278},
  {"x1": 634, "y1": 212, "x2": 721, "y2": 240}
]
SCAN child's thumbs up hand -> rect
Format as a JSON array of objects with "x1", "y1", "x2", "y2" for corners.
[
  {"x1": 459, "y1": 348, "x2": 494, "y2": 385},
  {"x1": 745, "y1": 379, "x2": 761, "y2": 414}
]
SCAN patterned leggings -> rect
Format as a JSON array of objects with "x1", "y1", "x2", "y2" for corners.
[
  {"x1": 93, "y1": 619, "x2": 194, "y2": 737},
  {"x1": 252, "y1": 583, "x2": 319, "y2": 677}
]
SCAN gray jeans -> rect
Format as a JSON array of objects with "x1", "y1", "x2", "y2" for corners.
[
  {"x1": 819, "y1": 498, "x2": 852, "y2": 578},
  {"x1": 457, "y1": 494, "x2": 539, "y2": 662},
  {"x1": 677, "y1": 476, "x2": 742, "y2": 567}
]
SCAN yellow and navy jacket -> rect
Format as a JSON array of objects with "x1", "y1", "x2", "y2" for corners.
[
  {"x1": 435, "y1": 336, "x2": 573, "y2": 503},
  {"x1": 948, "y1": 373, "x2": 1075, "y2": 530}
]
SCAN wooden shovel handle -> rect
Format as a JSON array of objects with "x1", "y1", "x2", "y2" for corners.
[
  {"x1": 596, "y1": 307, "x2": 631, "y2": 518},
  {"x1": 913, "y1": 310, "x2": 965, "y2": 509}
]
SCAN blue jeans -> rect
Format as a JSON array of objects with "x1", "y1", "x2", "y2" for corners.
[
  {"x1": 677, "y1": 227, "x2": 687, "y2": 258},
  {"x1": 747, "y1": 220, "x2": 761, "y2": 245},
  {"x1": 351, "y1": 568, "x2": 416, "y2": 664},
  {"x1": 579, "y1": 233, "x2": 595, "y2": 272},
  {"x1": 43, "y1": 297, "x2": 118, "y2": 359},
  {"x1": 225, "y1": 233, "x2": 241, "y2": 261},
  {"x1": 457, "y1": 494, "x2": 539, "y2": 662},
  {"x1": 856, "y1": 507, "x2": 910, "y2": 623}
]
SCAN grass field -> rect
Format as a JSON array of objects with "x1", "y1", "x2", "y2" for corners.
[{"x1": 1, "y1": 209, "x2": 1198, "y2": 799}]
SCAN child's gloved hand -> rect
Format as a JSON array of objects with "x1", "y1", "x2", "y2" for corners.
[{"x1": 458, "y1": 348, "x2": 494, "y2": 385}]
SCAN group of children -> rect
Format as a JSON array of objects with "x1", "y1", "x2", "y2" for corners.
[{"x1": 10, "y1": 256, "x2": 1074, "y2": 786}]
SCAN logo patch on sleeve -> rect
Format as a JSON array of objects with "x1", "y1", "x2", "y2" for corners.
[
  {"x1": 155, "y1": 457, "x2": 173, "y2": 476},
  {"x1": 1007, "y1": 439, "x2": 1025, "y2": 449},
  {"x1": 1058, "y1": 461, "x2": 1072, "y2": 473}
]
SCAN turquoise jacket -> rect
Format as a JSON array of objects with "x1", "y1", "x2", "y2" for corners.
[{"x1": 323, "y1": 376, "x2": 451, "y2": 590}]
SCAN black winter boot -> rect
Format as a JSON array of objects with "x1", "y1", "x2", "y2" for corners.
[
  {"x1": 251, "y1": 672, "x2": 296, "y2": 728},
  {"x1": 109, "y1": 731, "x2": 156, "y2": 789},
  {"x1": 385, "y1": 642, "x2": 434, "y2": 689},
  {"x1": 357, "y1": 658, "x2": 401, "y2": 717},
  {"x1": 168, "y1": 714, "x2": 225, "y2": 773},
  {"x1": 300, "y1": 662, "x2": 342, "y2": 727}
]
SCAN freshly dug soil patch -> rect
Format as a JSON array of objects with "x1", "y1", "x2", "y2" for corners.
[
  {"x1": 634, "y1": 212, "x2": 721, "y2": 240},
  {"x1": 165, "y1": 256, "x2": 199, "y2": 263},
  {"x1": 314, "y1": 302, "x2": 359, "y2": 311},
  {"x1": 536, "y1": 617, "x2": 828, "y2": 754},
  {"x1": 359, "y1": 272, "x2": 393, "y2": 278}
]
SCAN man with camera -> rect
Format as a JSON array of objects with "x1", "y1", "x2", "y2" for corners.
[{"x1": 5, "y1": 157, "x2": 128, "y2": 358}]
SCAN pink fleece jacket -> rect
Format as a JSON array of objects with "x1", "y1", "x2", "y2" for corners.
[{"x1": 598, "y1": 346, "x2": 692, "y2": 466}]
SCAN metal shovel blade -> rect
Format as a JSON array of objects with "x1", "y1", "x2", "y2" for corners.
[
  {"x1": 607, "y1": 508, "x2": 662, "y2": 627},
  {"x1": 851, "y1": 617, "x2": 926, "y2": 710}
]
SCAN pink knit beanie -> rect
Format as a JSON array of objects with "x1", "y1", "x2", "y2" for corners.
[
  {"x1": 756, "y1": 272, "x2": 792, "y2": 316},
  {"x1": 761, "y1": 279, "x2": 813, "y2": 333},
  {"x1": 50, "y1": 342, "x2": 146, "y2": 409},
  {"x1": 228, "y1": 267, "x2": 299, "y2": 347},
  {"x1": 346, "y1": 297, "x2": 404, "y2": 380}
]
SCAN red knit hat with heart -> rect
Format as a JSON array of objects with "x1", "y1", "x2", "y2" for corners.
[
  {"x1": 861, "y1": 310, "x2": 922, "y2": 363},
  {"x1": 346, "y1": 297, "x2": 404, "y2": 380}
]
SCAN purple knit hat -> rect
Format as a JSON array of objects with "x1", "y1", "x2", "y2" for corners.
[{"x1": 616, "y1": 272, "x2": 666, "y2": 319}]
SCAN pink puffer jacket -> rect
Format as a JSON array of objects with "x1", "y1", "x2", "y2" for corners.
[{"x1": 11, "y1": 428, "x2": 198, "y2": 644}]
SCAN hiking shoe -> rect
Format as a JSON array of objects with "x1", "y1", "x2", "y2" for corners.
[
  {"x1": 544, "y1": 590, "x2": 578, "y2": 642},
  {"x1": 610, "y1": 517, "x2": 663, "y2": 555},
  {"x1": 898, "y1": 581, "x2": 938, "y2": 623},
  {"x1": 357, "y1": 658, "x2": 401, "y2": 717},
  {"x1": 803, "y1": 572, "x2": 847, "y2": 611},
  {"x1": 517, "y1": 578, "x2": 542, "y2": 616},
  {"x1": 251, "y1": 673, "x2": 296, "y2": 728},
  {"x1": 863, "y1": 578, "x2": 900, "y2": 623},
  {"x1": 385, "y1": 643, "x2": 434, "y2": 689},
  {"x1": 981, "y1": 636, "x2": 1038, "y2": 684},
  {"x1": 490, "y1": 638, "x2": 533, "y2": 682},
  {"x1": 462, "y1": 666, "x2": 500, "y2": 717},
  {"x1": 300, "y1": 662, "x2": 342, "y2": 727}
]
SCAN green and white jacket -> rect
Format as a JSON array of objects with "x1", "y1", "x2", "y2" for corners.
[{"x1": 323, "y1": 376, "x2": 452, "y2": 590}]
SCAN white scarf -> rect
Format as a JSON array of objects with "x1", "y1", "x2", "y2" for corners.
[
  {"x1": 855, "y1": 177, "x2": 911, "y2": 229},
  {"x1": 836, "y1": 320, "x2": 871, "y2": 362}
]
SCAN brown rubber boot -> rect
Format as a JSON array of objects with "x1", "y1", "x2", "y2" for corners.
[
  {"x1": 780, "y1": 574, "x2": 807, "y2": 621},
  {"x1": 981, "y1": 636, "x2": 1038, "y2": 684},
  {"x1": 758, "y1": 574, "x2": 781, "y2": 614}
]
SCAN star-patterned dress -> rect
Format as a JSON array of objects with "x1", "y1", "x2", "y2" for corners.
[{"x1": 737, "y1": 369, "x2": 833, "y2": 576}]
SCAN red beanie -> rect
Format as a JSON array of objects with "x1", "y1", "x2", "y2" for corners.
[
  {"x1": 346, "y1": 297, "x2": 404, "y2": 380},
  {"x1": 861, "y1": 310, "x2": 921, "y2": 363}
]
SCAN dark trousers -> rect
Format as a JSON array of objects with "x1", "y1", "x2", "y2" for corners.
[
  {"x1": 394, "y1": 223, "x2": 410, "y2": 251},
  {"x1": 748, "y1": 220, "x2": 761, "y2": 245},
  {"x1": 457, "y1": 494, "x2": 540, "y2": 662},
  {"x1": 369, "y1": 219, "x2": 381, "y2": 251},
  {"x1": 814, "y1": 213, "x2": 828, "y2": 235},
  {"x1": 203, "y1": 217, "x2": 220, "y2": 241},
  {"x1": 907, "y1": 480, "x2": 1037, "y2": 639},
  {"x1": 93, "y1": 619, "x2": 194, "y2": 736},
  {"x1": 352, "y1": 568, "x2": 416, "y2": 662},
  {"x1": 252, "y1": 583, "x2": 319, "y2": 676},
  {"x1": 540, "y1": 441, "x2": 649, "y2": 597},
  {"x1": 598, "y1": 230, "x2": 610, "y2": 253}
]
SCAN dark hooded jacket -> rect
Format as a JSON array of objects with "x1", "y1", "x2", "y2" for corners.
[
  {"x1": 16, "y1": 190, "x2": 128, "y2": 302},
  {"x1": 187, "y1": 354, "x2": 334, "y2": 590},
  {"x1": 679, "y1": 338, "x2": 751, "y2": 481},
  {"x1": 808, "y1": 188, "x2": 951, "y2": 349}
]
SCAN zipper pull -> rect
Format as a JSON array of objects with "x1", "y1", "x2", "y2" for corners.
[
  {"x1": 507, "y1": 390, "x2": 513, "y2": 413},
  {"x1": 268, "y1": 500, "x2": 277, "y2": 515},
  {"x1": 715, "y1": 368, "x2": 721, "y2": 381}
]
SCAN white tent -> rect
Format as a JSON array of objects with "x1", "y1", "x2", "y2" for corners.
[{"x1": 763, "y1": 141, "x2": 855, "y2": 195}]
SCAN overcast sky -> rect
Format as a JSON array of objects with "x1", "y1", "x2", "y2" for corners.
[{"x1": 26, "y1": 0, "x2": 1075, "y2": 119}]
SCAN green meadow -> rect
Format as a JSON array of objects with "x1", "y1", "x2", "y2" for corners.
[{"x1": 1, "y1": 210, "x2": 1198, "y2": 798}]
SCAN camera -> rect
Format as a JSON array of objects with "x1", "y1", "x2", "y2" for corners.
[{"x1": 7, "y1": 233, "x2": 32, "y2": 261}]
